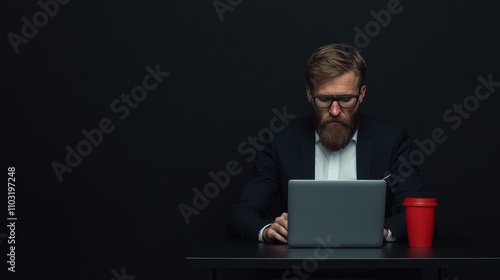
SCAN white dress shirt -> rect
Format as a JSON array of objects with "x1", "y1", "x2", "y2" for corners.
[{"x1": 314, "y1": 130, "x2": 358, "y2": 180}]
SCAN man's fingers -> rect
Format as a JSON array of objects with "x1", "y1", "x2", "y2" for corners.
[
  {"x1": 268, "y1": 227, "x2": 287, "y2": 243},
  {"x1": 282, "y1": 212, "x2": 288, "y2": 220},
  {"x1": 273, "y1": 232, "x2": 287, "y2": 243},
  {"x1": 275, "y1": 215, "x2": 288, "y2": 231},
  {"x1": 264, "y1": 213, "x2": 290, "y2": 244},
  {"x1": 271, "y1": 222, "x2": 288, "y2": 239}
]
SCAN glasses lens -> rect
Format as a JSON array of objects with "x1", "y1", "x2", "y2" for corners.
[
  {"x1": 314, "y1": 96, "x2": 358, "y2": 108},
  {"x1": 338, "y1": 97, "x2": 357, "y2": 108},
  {"x1": 315, "y1": 97, "x2": 332, "y2": 108}
]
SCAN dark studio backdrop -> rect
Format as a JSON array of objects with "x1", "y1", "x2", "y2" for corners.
[{"x1": 3, "y1": 0, "x2": 500, "y2": 279}]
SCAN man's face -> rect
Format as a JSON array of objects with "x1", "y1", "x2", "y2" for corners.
[{"x1": 306, "y1": 71, "x2": 366, "y2": 151}]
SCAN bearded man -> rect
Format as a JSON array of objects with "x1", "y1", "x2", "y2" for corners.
[{"x1": 228, "y1": 43, "x2": 425, "y2": 244}]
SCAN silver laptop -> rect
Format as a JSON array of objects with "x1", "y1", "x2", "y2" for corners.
[{"x1": 287, "y1": 179, "x2": 387, "y2": 248}]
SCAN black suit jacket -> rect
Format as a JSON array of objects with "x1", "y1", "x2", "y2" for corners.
[{"x1": 228, "y1": 114, "x2": 426, "y2": 242}]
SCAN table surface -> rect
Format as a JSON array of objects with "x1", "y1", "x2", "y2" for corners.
[{"x1": 185, "y1": 235, "x2": 500, "y2": 269}]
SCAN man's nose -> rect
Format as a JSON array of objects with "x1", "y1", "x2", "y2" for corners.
[{"x1": 328, "y1": 101, "x2": 342, "y2": 116}]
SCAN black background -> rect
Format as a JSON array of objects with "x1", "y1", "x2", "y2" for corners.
[{"x1": 3, "y1": 1, "x2": 500, "y2": 279}]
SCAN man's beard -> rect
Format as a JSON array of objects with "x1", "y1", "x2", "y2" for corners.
[{"x1": 312, "y1": 106, "x2": 361, "y2": 151}]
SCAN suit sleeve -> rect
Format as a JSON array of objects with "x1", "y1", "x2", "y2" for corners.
[
  {"x1": 384, "y1": 129, "x2": 427, "y2": 240},
  {"x1": 227, "y1": 140, "x2": 281, "y2": 242}
]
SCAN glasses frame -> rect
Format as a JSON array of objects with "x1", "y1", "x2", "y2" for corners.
[{"x1": 311, "y1": 94, "x2": 360, "y2": 109}]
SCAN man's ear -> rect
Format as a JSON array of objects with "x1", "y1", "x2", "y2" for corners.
[
  {"x1": 306, "y1": 86, "x2": 312, "y2": 103},
  {"x1": 358, "y1": 85, "x2": 367, "y2": 103}
]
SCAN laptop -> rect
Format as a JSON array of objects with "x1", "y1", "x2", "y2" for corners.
[{"x1": 287, "y1": 179, "x2": 387, "y2": 248}]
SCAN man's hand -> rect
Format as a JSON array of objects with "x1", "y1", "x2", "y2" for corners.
[
  {"x1": 263, "y1": 212, "x2": 288, "y2": 244},
  {"x1": 383, "y1": 228, "x2": 388, "y2": 239}
]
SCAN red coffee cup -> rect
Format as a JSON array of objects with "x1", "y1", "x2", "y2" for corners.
[{"x1": 403, "y1": 198, "x2": 438, "y2": 248}]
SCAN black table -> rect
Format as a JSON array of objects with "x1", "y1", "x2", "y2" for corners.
[{"x1": 186, "y1": 235, "x2": 500, "y2": 280}]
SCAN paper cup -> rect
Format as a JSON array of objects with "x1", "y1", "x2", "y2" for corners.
[{"x1": 403, "y1": 198, "x2": 438, "y2": 248}]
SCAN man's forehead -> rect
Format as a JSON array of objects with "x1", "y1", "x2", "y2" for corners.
[
  {"x1": 315, "y1": 87, "x2": 358, "y2": 95},
  {"x1": 316, "y1": 76, "x2": 358, "y2": 92},
  {"x1": 315, "y1": 93, "x2": 358, "y2": 97},
  {"x1": 320, "y1": 71, "x2": 358, "y2": 84}
]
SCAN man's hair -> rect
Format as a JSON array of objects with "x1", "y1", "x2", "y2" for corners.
[{"x1": 305, "y1": 44, "x2": 367, "y2": 92}]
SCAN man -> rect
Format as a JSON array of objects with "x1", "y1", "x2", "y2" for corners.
[{"x1": 228, "y1": 43, "x2": 425, "y2": 244}]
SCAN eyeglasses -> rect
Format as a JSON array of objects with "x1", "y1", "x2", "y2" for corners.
[{"x1": 311, "y1": 95, "x2": 360, "y2": 109}]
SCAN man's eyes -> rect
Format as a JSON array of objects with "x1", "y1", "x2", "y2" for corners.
[
  {"x1": 339, "y1": 97, "x2": 354, "y2": 102},
  {"x1": 317, "y1": 97, "x2": 353, "y2": 102},
  {"x1": 318, "y1": 97, "x2": 331, "y2": 102}
]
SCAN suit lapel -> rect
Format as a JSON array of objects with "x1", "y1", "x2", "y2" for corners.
[{"x1": 356, "y1": 115, "x2": 374, "y2": 180}]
